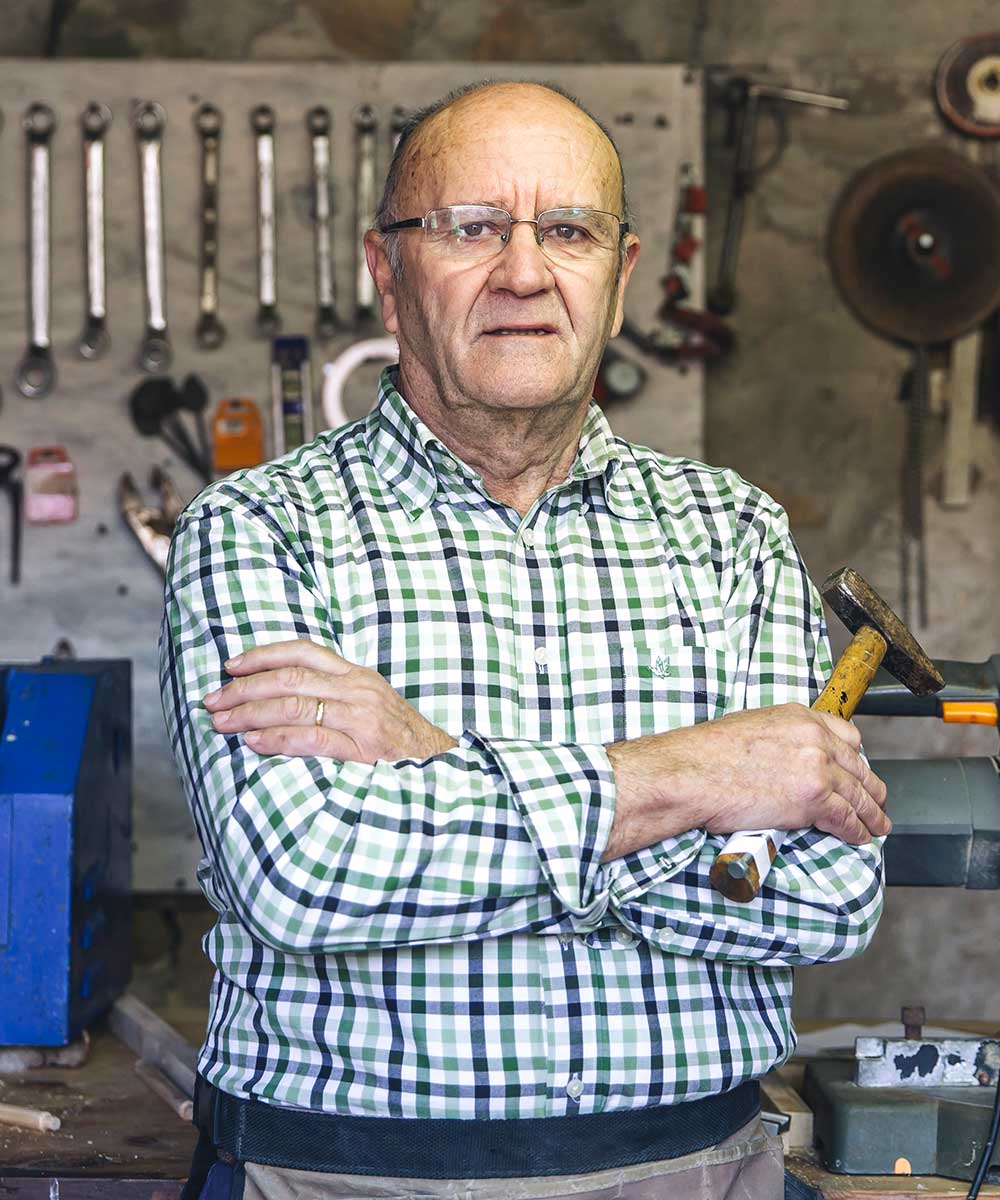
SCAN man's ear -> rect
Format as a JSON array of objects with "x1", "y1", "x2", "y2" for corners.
[
  {"x1": 609, "y1": 234, "x2": 641, "y2": 338},
  {"x1": 364, "y1": 229, "x2": 399, "y2": 335}
]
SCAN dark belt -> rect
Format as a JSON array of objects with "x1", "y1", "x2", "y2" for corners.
[{"x1": 194, "y1": 1075, "x2": 760, "y2": 1179}]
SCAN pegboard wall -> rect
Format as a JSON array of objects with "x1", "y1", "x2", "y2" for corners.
[{"x1": 0, "y1": 60, "x2": 703, "y2": 890}]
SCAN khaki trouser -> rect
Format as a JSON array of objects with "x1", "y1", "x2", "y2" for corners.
[{"x1": 241, "y1": 1115, "x2": 784, "y2": 1200}]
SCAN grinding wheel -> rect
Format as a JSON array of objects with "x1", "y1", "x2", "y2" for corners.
[
  {"x1": 936, "y1": 32, "x2": 1000, "y2": 138},
  {"x1": 827, "y1": 145, "x2": 1000, "y2": 345}
]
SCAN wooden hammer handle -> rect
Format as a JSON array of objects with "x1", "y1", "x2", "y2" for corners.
[{"x1": 709, "y1": 625, "x2": 889, "y2": 902}]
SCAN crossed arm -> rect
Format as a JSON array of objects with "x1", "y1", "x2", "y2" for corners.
[{"x1": 162, "y1": 494, "x2": 887, "y2": 967}]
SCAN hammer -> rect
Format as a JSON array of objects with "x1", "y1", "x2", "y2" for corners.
[{"x1": 709, "y1": 567, "x2": 944, "y2": 902}]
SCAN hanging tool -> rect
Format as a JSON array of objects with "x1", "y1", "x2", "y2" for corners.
[
  {"x1": 24, "y1": 446, "x2": 78, "y2": 524},
  {"x1": 710, "y1": 567, "x2": 944, "y2": 903},
  {"x1": 79, "y1": 101, "x2": 111, "y2": 360},
  {"x1": 251, "y1": 104, "x2": 281, "y2": 338},
  {"x1": 118, "y1": 468, "x2": 183, "y2": 573},
  {"x1": 194, "y1": 102, "x2": 225, "y2": 350},
  {"x1": 307, "y1": 105, "x2": 338, "y2": 340},
  {"x1": 709, "y1": 77, "x2": 849, "y2": 316},
  {"x1": 936, "y1": 32, "x2": 1000, "y2": 139},
  {"x1": 827, "y1": 145, "x2": 1000, "y2": 625},
  {"x1": 16, "y1": 103, "x2": 57, "y2": 399},
  {"x1": 180, "y1": 374, "x2": 212, "y2": 477},
  {"x1": 271, "y1": 336, "x2": 314, "y2": 455},
  {"x1": 129, "y1": 377, "x2": 212, "y2": 484},
  {"x1": 134, "y1": 101, "x2": 171, "y2": 373},
  {"x1": 321, "y1": 337, "x2": 397, "y2": 429},
  {"x1": 211, "y1": 398, "x2": 264, "y2": 473},
  {"x1": 935, "y1": 34, "x2": 1000, "y2": 435},
  {"x1": 594, "y1": 346, "x2": 648, "y2": 407},
  {"x1": 354, "y1": 105, "x2": 378, "y2": 324},
  {"x1": 390, "y1": 105, "x2": 408, "y2": 153},
  {"x1": 0, "y1": 446, "x2": 23, "y2": 586}
]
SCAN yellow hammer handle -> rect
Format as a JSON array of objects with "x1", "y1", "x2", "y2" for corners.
[{"x1": 709, "y1": 624, "x2": 888, "y2": 902}]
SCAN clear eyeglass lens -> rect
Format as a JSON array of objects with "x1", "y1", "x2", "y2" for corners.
[
  {"x1": 424, "y1": 205, "x2": 618, "y2": 260},
  {"x1": 537, "y1": 209, "x2": 618, "y2": 258},
  {"x1": 425, "y1": 206, "x2": 509, "y2": 256}
]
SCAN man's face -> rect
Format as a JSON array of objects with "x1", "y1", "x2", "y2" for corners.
[{"x1": 366, "y1": 86, "x2": 641, "y2": 414}]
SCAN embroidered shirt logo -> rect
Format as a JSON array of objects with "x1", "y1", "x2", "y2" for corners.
[{"x1": 650, "y1": 655, "x2": 673, "y2": 679}]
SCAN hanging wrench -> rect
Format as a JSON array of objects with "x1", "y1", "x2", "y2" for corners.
[
  {"x1": 354, "y1": 105, "x2": 378, "y2": 324},
  {"x1": 307, "y1": 106, "x2": 338, "y2": 340},
  {"x1": 251, "y1": 104, "x2": 281, "y2": 338},
  {"x1": 390, "y1": 104, "x2": 409, "y2": 154},
  {"x1": 79, "y1": 102, "x2": 112, "y2": 360},
  {"x1": 194, "y1": 102, "x2": 226, "y2": 350},
  {"x1": 16, "y1": 104, "x2": 57, "y2": 399},
  {"x1": 134, "y1": 101, "x2": 171, "y2": 373}
]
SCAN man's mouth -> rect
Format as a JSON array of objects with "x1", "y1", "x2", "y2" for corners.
[{"x1": 483, "y1": 326, "x2": 556, "y2": 337}]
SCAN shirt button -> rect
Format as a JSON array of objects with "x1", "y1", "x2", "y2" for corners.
[
  {"x1": 534, "y1": 646, "x2": 548, "y2": 668},
  {"x1": 565, "y1": 1075, "x2": 584, "y2": 1101},
  {"x1": 521, "y1": 529, "x2": 535, "y2": 548},
  {"x1": 615, "y1": 927, "x2": 635, "y2": 946}
]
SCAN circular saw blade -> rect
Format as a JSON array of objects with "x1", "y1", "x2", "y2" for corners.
[
  {"x1": 936, "y1": 32, "x2": 1000, "y2": 138},
  {"x1": 827, "y1": 145, "x2": 1000, "y2": 345}
]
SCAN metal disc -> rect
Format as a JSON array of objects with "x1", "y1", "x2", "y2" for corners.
[
  {"x1": 936, "y1": 32, "x2": 1000, "y2": 138},
  {"x1": 827, "y1": 145, "x2": 1000, "y2": 345}
]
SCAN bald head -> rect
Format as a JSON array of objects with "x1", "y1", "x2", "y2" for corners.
[{"x1": 375, "y1": 80, "x2": 632, "y2": 272}]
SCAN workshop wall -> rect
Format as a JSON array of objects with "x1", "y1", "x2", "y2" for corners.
[{"x1": 2, "y1": 0, "x2": 998, "y2": 1023}]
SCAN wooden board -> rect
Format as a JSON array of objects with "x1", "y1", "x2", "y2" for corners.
[
  {"x1": 0, "y1": 1020, "x2": 194, "y2": 1193},
  {"x1": 0, "y1": 59, "x2": 704, "y2": 891}
]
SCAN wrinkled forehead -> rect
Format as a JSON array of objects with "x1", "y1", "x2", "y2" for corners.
[{"x1": 398, "y1": 88, "x2": 624, "y2": 215}]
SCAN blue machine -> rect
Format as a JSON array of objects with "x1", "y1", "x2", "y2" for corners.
[{"x1": 0, "y1": 660, "x2": 132, "y2": 1045}]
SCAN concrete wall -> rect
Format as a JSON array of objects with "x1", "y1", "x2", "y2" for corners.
[{"x1": 3, "y1": 0, "x2": 999, "y2": 1022}]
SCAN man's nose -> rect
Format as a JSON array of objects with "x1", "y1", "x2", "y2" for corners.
[{"x1": 487, "y1": 221, "x2": 554, "y2": 295}]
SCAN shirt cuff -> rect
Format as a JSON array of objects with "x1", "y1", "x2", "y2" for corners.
[
  {"x1": 608, "y1": 829, "x2": 707, "y2": 906},
  {"x1": 460, "y1": 731, "x2": 615, "y2": 932}
]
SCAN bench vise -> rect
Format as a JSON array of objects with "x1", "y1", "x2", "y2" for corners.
[{"x1": 0, "y1": 659, "x2": 132, "y2": 1045}]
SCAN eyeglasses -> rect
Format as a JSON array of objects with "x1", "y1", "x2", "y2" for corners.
[{"x1": 380, "y1": 205, "x2": 629, "y2": 264}]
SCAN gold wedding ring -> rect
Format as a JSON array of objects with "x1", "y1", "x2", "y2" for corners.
[{"x1": 314, "y1": 699, "x2": 325, "y2": 726}]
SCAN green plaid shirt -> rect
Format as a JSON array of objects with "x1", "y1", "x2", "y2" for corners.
[{"x1": 161, "y1": 367, "x2": 883, "y2": 1119}]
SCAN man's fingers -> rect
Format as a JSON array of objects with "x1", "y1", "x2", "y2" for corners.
[
  {"x1": 212, "y1": 695, "x2": 353, "y2": 733},
  {"x1": 243, "y1": 724, "x2": 363, "y2": 761},
  {"x1": 812, "y1": 709, "x2": 862, "y2": 750},
  {"x1": 828, "y1": 767, "x2": 892, "y2": 839},
  {"x1": 222, "y1": 638, "x2": 351, "y2": 678},
  {"x1": 206, "y1": 665, "x2": 346, "y2": 711},
  {"x1": 820, "y1": 733, "x2": 888, "y2": 807}
]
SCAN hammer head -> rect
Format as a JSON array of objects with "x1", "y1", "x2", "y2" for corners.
[{"x1": 821, "y1": 567, "x2": 944, "y2": 696}]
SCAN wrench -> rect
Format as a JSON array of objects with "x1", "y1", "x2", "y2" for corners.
[
  {"x1": 194, "y1": 102, "x2": 226, "y2": 350},
  {"x1": 354, "y1": 105, "x2": 378, "y2": 323},
  {"x1": 134, "y1": 101, "x2": 172, "y2": 373},
  {"x1": 16, "y1": 104, "x2": 57, "y2": 399},
  {"x1": 251, "y1": 104, "x2": 281, "y2": 338},
  {"x1": 79, "y1": 102, "x2": 112, "y2": 360},
  {"x1": 390, "y1": 104, "x2": 408, "y2": 153},
  {"x1": 307, "y1": 106, "x2": 339, "y2": 340}
]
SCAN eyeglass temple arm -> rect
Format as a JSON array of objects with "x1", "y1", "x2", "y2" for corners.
[{"x1": 380, "y1": 217, "x2": 424, "y2": 233}]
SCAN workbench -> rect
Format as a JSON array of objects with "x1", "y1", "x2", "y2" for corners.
[
  {"x1": 1, "y1": 1022, "x2": 998, "y2": 1198},
  {"x1": 0, "y1": 1021, "x2": 194, "y2": 1197}
]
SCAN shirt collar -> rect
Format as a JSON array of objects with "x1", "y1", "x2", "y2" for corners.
[{"x1": 366, "y1": 366, "x2": 649, "y2": 521}]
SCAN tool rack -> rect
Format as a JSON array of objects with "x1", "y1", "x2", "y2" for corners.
[{"x1": 0, "y1": 59, "x2": 703, "y2": 890}]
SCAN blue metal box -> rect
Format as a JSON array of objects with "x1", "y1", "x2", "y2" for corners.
[{"x1": 0, "y1": 660, "x2": 132, "y2": 1045}]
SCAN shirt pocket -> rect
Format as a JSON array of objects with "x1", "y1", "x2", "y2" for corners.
[{"x1": 614, "y1": 635, "x2": 735, "y2": 741}]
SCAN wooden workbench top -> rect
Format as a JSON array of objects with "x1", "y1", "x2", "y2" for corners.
[{"x1": 0, "y1": 1019, "x2": 194, "y2": 1197}]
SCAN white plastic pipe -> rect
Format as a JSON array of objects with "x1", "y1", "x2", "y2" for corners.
[{"x1": 321, "y1": 337, "x2": 398, "y2": 430}]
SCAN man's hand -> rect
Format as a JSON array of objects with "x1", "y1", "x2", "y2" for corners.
[
  {"x1": 603, "y1": 703, "x2": 889, "y2": 861},
  {"x1": 202, "y1": 639, "x2": 458, "y2": 763}
]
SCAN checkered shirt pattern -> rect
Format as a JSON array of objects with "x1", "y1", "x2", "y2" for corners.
[{"x1": 160, "y1": 367, "x2": 884, "y2": 1119}]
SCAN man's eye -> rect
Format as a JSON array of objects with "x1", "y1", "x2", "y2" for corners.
[
  {"x1": 550, "y1": 224, "x2": 587, "y2": 241},
  {"x1": 455, "y1": 222, "x2": 499, "y2": 240}
]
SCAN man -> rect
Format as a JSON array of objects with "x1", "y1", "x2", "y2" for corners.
[{"x1": 161, "y1": 80, "x2": 888, "y2": 1200}]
